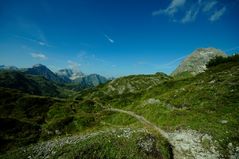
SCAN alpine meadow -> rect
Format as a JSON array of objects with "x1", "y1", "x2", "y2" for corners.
[{"x1": 0, "y1": 0, "x2": 239, "y2": 159}]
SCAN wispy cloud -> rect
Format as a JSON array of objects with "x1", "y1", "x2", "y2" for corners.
[
  {"x1": 76, "y1": 50, "x2": 110, "y2": 67},
  {"x1": 209, "y1": 6, "x2": 226, "y2": 22},
  {"x1": 38, "y1": 41, "x2": 50, "y2": 47},
  {"x1": 153, "y1": 0, "x2": 227, "y2": 23},
  {"x1": 181, "y1": 8, "x2": 199, "y2": 23},
  {"x1": 31, "y1": 53, "x2": 48, "y2": 60},
  {"x1": 75, "y1": 50, "x2": 117, "y2": 76},
  {"x1": 152, "y1": 0, "x2": 186, "y2": 17},
  {"x1": 135, "y1": 55, "x2": 187, "y2": 70},
  {"x1": 181, "y1": 0, "x2": 202, "y2": 23},
  {"x1": 156, "y1": 55, "x2": 187, "y2": 68},
  {"x1": 15, "y1": 35, "x2": 51, "y2": 47},
  {"x1": 14, "y1": 18, "x2": 52, "y2": 47},
  {"x1": 203, "y1": 1, "x2": 218, "y2": 12},
  {"x1": 77, "y1": 50, "x2": 106, "y2": 63},
  {"x1": 104, "y1": 34, "x2": 114, "y2": 43},
  {"x1": 77, "y1": 50, "x2": 87, "y2": 59}
]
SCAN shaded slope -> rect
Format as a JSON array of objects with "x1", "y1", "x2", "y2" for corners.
[
  {"x1": 25, "y1": 64, "x2": 65, "y2": 83},
  {"x1": 0, "y1": 70, "x2": 60, "y2": 96}
]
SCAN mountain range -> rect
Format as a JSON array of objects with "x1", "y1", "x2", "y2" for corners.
[
  {"x1": 0, "y1": 64, "x2": 109, "y2": 90},
  {"x1": 0, "y1": 65, "x2": 18, "y2": 70}
]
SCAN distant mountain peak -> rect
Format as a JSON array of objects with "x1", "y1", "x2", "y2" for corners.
[
  {"x1": 56, "y1": 68, "x2": 84, "y2": 81},
  {"x1": 25, "y1": 64, "x2": 64, "y2": 83},
  {"x1": 171, "y1": 47, "x2": 227, "y2": 76},
  {"x1": 0, "y1": 65, "x2": 18, "y2": 70},
  {"x1": 33, "y1": 64, "x2": 47, "y2": 68}
]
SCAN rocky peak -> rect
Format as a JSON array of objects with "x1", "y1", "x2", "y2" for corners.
[
  {"x1": 171, "y1": 48, "x2": 227, "y2": 76},
  {"x1": 33, "y1": 64, "x2": 46, "y2": 68},
  {"x1": 56, "y1": 68, "x2": 84, "y2": 81}
]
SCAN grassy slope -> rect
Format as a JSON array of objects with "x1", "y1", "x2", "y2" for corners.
[
  {"x1": 0, "y1": 87, "x2": 172, "y2": 158},
  {"x1": 1, "y1": 128, "x2": 172, "y2": 159},
  {"x1": 0, "y1": 73, "x2": 173, "y2": 158},
  {"x1": 73, "y1": 62, "x2": 239, "y2": 157},
  {"x1": 0, "y1": 62, "x2": 238, "y2": 158},
  {"x1": 131, "y1": 62, "x2": 239, "y2": 156}
]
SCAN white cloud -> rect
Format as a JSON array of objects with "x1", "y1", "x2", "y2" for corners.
[
  {"x1": 181, "y1": 8, "x2": 199, "y2": 23},
  {"x1": 153, "y1": 0, "x2": 226, "y2": 23},
  {"x1": 209, "y1": 6, "x2": 226, "y2": 22},
  {"x1": 38, "y1": 41, "x2": 48, "y2": 46},
  {"x1": 31, "y1": 53, "x2": 48, "y2": 60},
  {"x1": 156, "y1": 55, "x2": 187, "y2": 68},
  {"x1": 104, "y1": 34, "x2": 114, "y2": 43},
  {"x1": 203, "y1": 1, "x2": 218, "y2": 12},
  {"x1": 67, "y1": 60, "x2": 81, "y2": 73},
  {"x1": 180, "y1": 0, "x2": 202, "y2": 23},
  {"x1": 152, "y1": 0, "x2": 186, "y2": 16}
]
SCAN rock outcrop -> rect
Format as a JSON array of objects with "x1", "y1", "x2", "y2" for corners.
[{"x1": 171, "y1": 48, "x2": 227, "y2": 76}]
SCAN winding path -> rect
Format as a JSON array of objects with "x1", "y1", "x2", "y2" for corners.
[
  {"x1": 105, "y1": 107, "x2": 169, "y2": 140},
  {"x1": 105, "y1": 107, "x2": 221, "y2": 159}
]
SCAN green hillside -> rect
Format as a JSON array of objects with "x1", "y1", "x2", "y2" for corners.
[
  {"x1": 73, "y1": 59, "x2": 239, "y2": 158},
  {"x1": 0, "y1": 70, "x2": 60, "y2": 97},
  {"x1": 0, "y1": 56, "x2": 238, "y2": 158}
]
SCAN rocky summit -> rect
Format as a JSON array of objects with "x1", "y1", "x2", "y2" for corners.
[
  {"x1": 56, "y1": 69, "x2": 85, "y2": 81},
  {"x1": 171, "y1": 48, "x2": 227, "y2": 76}
]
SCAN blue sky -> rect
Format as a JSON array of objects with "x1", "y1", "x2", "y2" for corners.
[{"x1": 0, "y1": 0, "x2": 238, "y2": 77}]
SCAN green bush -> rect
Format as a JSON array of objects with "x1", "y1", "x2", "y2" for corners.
[{"x1": 206, "y1": 54, "x2": 239, "y2": 68}]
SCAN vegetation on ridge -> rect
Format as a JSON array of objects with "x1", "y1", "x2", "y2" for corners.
[{"x1": 206, "y1": 53, "x2": 239, "y2": 68}]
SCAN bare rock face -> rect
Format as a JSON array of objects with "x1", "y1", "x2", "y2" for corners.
[
  {"x1": 171, "y1": 48, "x2": 227, "y2": 76},
  {"x1": 168, "y1": 130, "x2": 220, "y2": 159},
  {"x1": 56, "y1": 69, "x2": 84, "y2": 81}
]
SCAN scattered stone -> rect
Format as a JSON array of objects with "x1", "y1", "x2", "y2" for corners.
[
  {"x1": 55, "y1": 130, "x2": 61, "y2": 135},
  {"x1": 209, "y1": 80, "x2": 216, "y2": 84},
  {"x1": 142, "y1": 98, "x2": 161, "y2": 106},
  {"x1": 168, "y1": 129, "x2": 220, "y2": 159},
  {"x1": 220, "y1": 120, "x2": 228, "y2": 124},
  {"x1": 181, "y1": 88, "x2": 186, "y2": 91},
  {"x1": 137, "y1": 134, "x2": 156, "y2": 153},
  {"x1": 137, "y1": 134, "x2": 163, "y2": 158},
  {"x1": 13, "y1": 128, "x2": 147, "y2": 159}
]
